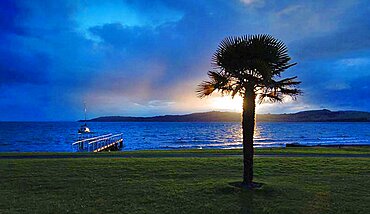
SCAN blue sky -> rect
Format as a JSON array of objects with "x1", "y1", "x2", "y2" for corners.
[{"x1": 1, "y1": 0, "x2": 369, "y2": 121}]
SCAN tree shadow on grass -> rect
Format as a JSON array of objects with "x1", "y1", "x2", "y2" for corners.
[
  {"x1": 212, "y1": 182, "x2": 255, "y2": 213},
  {"x1": 217, "y1": 181, "x2": 281, "y2": 214}
]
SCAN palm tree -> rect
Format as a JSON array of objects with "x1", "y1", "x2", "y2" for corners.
[{"x1": 197, "y1": 34, "x2": 301, "y2": 188}]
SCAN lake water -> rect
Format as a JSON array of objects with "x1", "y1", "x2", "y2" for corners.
[{"x1": 0, "y1": 122, "x2": 369, "y2": 152}]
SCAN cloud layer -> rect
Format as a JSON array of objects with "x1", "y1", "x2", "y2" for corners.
[{"x1": 1, "y1": 0, "x2": 369, "y2": 120}]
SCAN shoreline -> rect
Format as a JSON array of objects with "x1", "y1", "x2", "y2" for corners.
[
  {"x1": 1, "y1": 144, "x2": 370, "y2": 154},
  {"x1": 1, "y1": 146, "x2": 370, "y2": 158}
]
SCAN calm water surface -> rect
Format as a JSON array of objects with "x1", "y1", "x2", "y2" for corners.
[{"x1": 0, "y1": 122, "x2": 369, "y2": 152}]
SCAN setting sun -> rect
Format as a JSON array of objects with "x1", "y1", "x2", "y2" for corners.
[
  {"x1": 210, "y1": 96, "x2": 268, "y2": 113},
  {"x1": 211, "y1": 96, "x2": 243, "y2": 112}
]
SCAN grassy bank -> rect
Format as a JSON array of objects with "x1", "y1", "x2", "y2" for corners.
[
  {"x1": 1, "y1": 146, "x2": 370, "y2": 158},
  {"x1": 1, "y1": 150, "x2": 369, "y2": 213}
]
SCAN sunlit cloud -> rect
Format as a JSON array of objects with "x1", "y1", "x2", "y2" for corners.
[
  {"x1": 239, "y1": 0, "x2": 264, "y2": 6},
  {"x1": 338, "y1": 57, "x2": 370, "y2": 67}
]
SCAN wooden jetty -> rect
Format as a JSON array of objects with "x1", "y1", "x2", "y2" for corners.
[{"x1": 72, "y1": 133, "x2": 124, "y2": 152}]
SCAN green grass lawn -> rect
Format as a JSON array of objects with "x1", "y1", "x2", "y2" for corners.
[{"x1": 1, "y1": 151, "x2": 369, "y2": 213}]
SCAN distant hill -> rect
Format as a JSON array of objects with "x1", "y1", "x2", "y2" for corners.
[
  {"x1": 82, "y1": 109, "x2": 370, "y2": 122},
  {"x1": 257, "y1": 109, "x2": 370, "y2": 122}
]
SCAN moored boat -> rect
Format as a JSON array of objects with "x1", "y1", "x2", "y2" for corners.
[{"x1": 78, "y1": 102, "x2": 91, "y2": 134}]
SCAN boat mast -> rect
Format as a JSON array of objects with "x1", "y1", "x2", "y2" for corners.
[{"x1": 84, "y1": 102, "x2": 87, "y2": 125}]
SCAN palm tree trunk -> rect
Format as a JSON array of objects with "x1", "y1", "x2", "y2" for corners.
[{"x1": 242, "y1": 88, "x2": 256, "y2": 186}]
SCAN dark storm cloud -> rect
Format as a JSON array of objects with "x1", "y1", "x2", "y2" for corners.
[
  {"x1": 291, "y1": 1, "x2": 370, "y2": 59},
  {"x1": 0, "y1": 48, "x2": 50, "y2": 85},
  {"x1": 0, "y1": 0, "x2": 22, "y2": 35},
  {"x1": 0, "y1": 1, "x2": 50, "y2": 86}
]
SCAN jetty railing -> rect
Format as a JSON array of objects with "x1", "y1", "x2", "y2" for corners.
[{"x1": 72, "y1": 133, "x2": 123, "y2": 152}]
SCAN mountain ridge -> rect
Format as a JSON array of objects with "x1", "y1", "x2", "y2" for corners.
[{"x1": 81, "y1": 109, "x2": 370, "y2": 122}]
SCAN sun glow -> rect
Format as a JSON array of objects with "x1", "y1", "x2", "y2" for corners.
[
  {"x1": 211, "y1": 96, "x2": 243, "y2": 112},
  {"x1": 210, "y1": 95, "x2": 270, "y2": 113}
]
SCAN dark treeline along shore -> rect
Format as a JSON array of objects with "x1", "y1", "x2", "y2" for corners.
[{"x1": 82, "y1": 109, "x2": 370, "y2": 123}]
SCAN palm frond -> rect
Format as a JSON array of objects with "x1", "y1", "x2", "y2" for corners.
[
  {"x1": 196, "y1": 71, "x2": 235, "y2": 98},
  {"x1": 279, "y1": 87, "x2": 302, "y2": 98},
  {"x1": 196, "y1": 81, "x2": 216, "y2": 98},
  {"x1": 257, "y1": 76, "x2": 302, "y2": 103},
  {"x1": 258, "y1": 91, "x2": 283, "y2": 104},
  {"x1": 231, "y1": 84, "x2": 242, "y2": 98},
  {"x1": 198, "y1": 34, "x2": 301, "y2": 102},
  {"x1": 274, "y1": 76, "x2": 301, "y2": 87}
]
